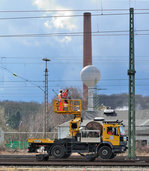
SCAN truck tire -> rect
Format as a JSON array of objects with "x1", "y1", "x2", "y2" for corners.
[
  {"x1": 43, "y1": 155, "x2": 49, "y2": 161},
  {"x1": 62, "y1": 153, "x2": 71, "y2": 159},
  {"x1": 51, "y1": 145, "x2": 65, "y2": 159},
  {"x1": 36, "y1": 154, "x2": 49, "y2": 161},
  {"x1": 109, "y1": 153, "x2": 116, "y2": 159},
  {"x1": 98, "y1": 146, "x2": 112, "y2": 159},
  {"x1": 85, "y1": 154, "x2": 96, "y2": 162}
]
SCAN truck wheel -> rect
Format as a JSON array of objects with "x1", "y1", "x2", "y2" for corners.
[
  {"x1": 36, "y1": 154, "x2": 49, "y2": 161},
  {"x1": 109, "y1": 153, "x2": 116, "y2": 159},
  {"x1": 43, "y1": 155, "x2": 49, "y2": 161},
  {"x1": 99, "y1": 146, "x2": 112, "y2": 159},
  {"x1": 62, "y1": 153, "x2": 71, "y2": 159},
  {"x1": 36, "y1": 154, "x2": 45, "y2": 161},
  {"x1": 85, "y1": 154, "x2": 96, "y2": 162},
  {"x1": 51, "y1": 145, "x2": 65, "y2": 159}
]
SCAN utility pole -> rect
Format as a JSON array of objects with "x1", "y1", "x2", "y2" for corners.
[
  {"x1": 42, "y1": 58, "x2": 50, "y2": 139},
  {"x1": 127, "y1": 8, "x2": 136, "y2": 159}
]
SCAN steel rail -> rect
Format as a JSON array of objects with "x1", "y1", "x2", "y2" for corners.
[{"x1": 0, "y1": 155, "x2": 149, "y2": 167}]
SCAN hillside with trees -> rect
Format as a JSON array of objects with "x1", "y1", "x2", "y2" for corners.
[
  {"x1": 94, "y1": 93, "x2": 149, "y2": 110},
  {"x1": 0, "y1": 93, "x2": 149, "y2": 133},
  {"x1": 0, "y1": 87, "x2": 82, "y2": 133}
]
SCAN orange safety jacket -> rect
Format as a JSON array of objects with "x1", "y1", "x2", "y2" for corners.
[
  {"x1": 58, "y1": 93, "x2": 63, "y2": 111},
  {"x1": 62, "y1": 90, "x2": 68, "y2": 99},
  {"x1": 58, "y1": 93, "x2": 63, "y2": 101}
]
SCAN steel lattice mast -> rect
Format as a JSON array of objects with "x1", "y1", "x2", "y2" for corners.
[
  {"x1": 127, "y1": 8, "x2": 136, "y2": 159},
  {"x1": 42, "y1": 58, "x2": 50, "y2": 139}
]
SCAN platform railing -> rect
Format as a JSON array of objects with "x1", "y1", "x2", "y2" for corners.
[{"x1": 53, "y1": 99, "x2": 81, "y2": 114}]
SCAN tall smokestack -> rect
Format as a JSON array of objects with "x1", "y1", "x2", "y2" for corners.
[{"x1": 83, "y1": 12, "x2": 92, "y2": 109}]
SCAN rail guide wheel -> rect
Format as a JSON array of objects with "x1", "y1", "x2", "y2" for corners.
[
  {"x1": 36, "y1": 154, "x2": 49, "y2": 161},
  {"x1": 85, "y1": 154, "x2": 96, "y2": 162}
]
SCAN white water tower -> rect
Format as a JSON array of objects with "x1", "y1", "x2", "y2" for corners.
[{"x1": 80, "y1": 65, "x2": 100, "y2": 111}]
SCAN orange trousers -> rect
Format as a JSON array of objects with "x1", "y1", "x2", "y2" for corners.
[{"x1": 59, "y1": 101, "x2": 64, "y2": 111}]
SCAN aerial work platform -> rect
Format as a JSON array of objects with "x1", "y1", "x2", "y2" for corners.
[{"x1": 53, "y1": 99, "x2": 81, "y2": 115}]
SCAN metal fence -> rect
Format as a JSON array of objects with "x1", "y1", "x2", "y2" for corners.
[{"x1": 0, "y1": 132, "x2": 58, "y2": 150}]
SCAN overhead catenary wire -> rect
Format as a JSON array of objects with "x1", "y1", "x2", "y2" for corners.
[
  {"x1": 2, "y1": 55, "x2": 149, "y2": 59},
  {"x1": 1, "y1": 33, "x2": 149, "y2": 38},
  {"x1": 0, "y1": 65, "x2": 44, "y2": 92},
  {"x1": 1, "y1": 85, "x2": 149, "y2": 87},
  {"x1": 0, "y1": 28, "x2": 149, "y2": 38},
  {"x1": 0, "y1": 9, "x2": 149, "y2": 13},
  {"x1": 0, "y1": 13, "x2": 126, "y2": 20},
  {"x1": 1, "y1": 59, "x2": 149, "y2": 64},
  {"x1": 0, "y1": 9, "x2": 130, "y2": 13},
  {"x1": 1, "y1": 12, "x2": 149, "y2": 20},
  {"x1": 1, "y1": 78, "x2": 149, "y2": 82}
]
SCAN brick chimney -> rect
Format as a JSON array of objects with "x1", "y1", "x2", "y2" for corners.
[{"x1": 83, "y1": 12, "x2": 92, "y2": 110}]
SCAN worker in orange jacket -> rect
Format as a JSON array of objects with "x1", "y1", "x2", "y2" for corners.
[
  {"x1": 62, "y1": 89, "x2": 69, "y2": 110},
  {"x1": 58, "y1": 90, "x2": 63, "y2": 111},
  {"x1": 62, "y1": 89, "x2": 69, "y2": 100}
]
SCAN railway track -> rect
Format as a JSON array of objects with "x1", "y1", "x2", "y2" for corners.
[{"x1": 0, "y1": 155, "x2": 149, "y2": 167}]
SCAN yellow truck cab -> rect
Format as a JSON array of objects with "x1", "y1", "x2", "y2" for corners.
[
  {"x1": 102, "y1": 121, "x2": 127, "y2": 156},
  {"x1": 28, "y1": 99, "x2": 127, "y2": 161},
  {"x1": 103, "y1": 121, "x2": 127, "y2": 145}
]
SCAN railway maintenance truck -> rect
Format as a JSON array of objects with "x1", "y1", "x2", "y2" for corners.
[{"x1": 28, "y1": 99, "x2": 127, "y2": 161}]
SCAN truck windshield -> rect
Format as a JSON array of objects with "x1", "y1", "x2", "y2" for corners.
[{"x1": 119, "y1": 126, "x2": 125, "y2": 135}]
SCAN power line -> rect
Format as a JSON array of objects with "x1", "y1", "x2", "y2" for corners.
[
  {"x1": 0, "y1": 13, "x2": 123, "y2": 20},
  {"x1": 1, "y1": 84, "x2": 149, "y2": 88},
  {"x1": 0, "y1": 65, "x2": 44, "y2": 91},
  {"x1": 0, "y1": 30, "x2": 132, "y2": 36},
  {"x1": 1, "y1": 78, "x2": 149, "y2": 83},
  {"x1": 0, "y1": 29, "x2": 149, "y2": 37},
  {"x1": 0, "y1": 9, "x2": 149, "y2": 13},
  {"x1": 0, "y1": 9, "x2": 130, "y2": 13},
  {"x1": 2, "y1": 29, "x2": 149, "y2": 35},
  {"x1": 0, "y1": 12, "x2": 149, "y2": 20},
  {"x1": 0, "y1": 33, "x2": 128, "y2": 38},
  {"x1": 0, "y1": 33, "x2": 136, "y2": 38},
  {"x1": 1, "y1": 59, "x2": 149, "y2": 64},
  {"x1": 2, "y1": 55, "x2": 149, "y2": 59}
]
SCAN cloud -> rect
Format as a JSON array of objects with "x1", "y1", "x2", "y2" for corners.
[
  {"x1": 44, "y1": 21, "x2": 52, "y2": 29},
  {"x1": 53, "y1": 35, "x2": 72, "y2": 44},
  {"x1": 33, "y1": 0, "x2": 57, "y2": 9},
  {"x1": 59, "y1": 36, "x2": 72, "y2": 43},
  {"x1": 33, "y1": 0, "x2": 77, "y2": 31},
  {"x1": 50, "y1": 11, "x2": 76, "y2": 31}
]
